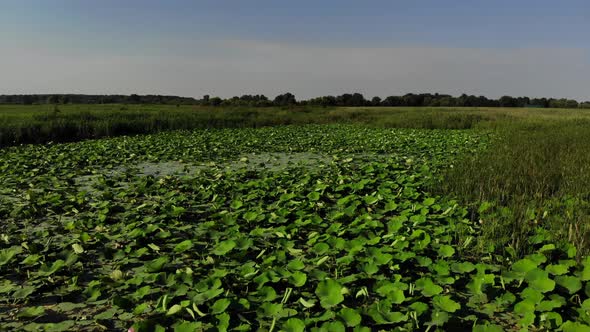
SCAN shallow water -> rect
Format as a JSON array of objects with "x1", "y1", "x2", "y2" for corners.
[{"x1": 73, "y1": 152, "x2": 397, "y2": 194}]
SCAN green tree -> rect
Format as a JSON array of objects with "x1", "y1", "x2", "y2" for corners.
[{"x1": 273, "y1": 93, "x2": 297, "y2": 106}]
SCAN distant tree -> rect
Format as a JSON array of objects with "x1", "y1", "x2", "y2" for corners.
[
  {"x1": 382, "y1": 96, "x2": 403, "y2": 106},
  {"x1": 47, "y1": 95, "x2": 59, "y2": 104},
  {"x1": 499, "y1": 96, "x2": 518, "y2": 107},
  {"x1": 336, "y1": 93, "x2": 352, "y2": 106},
  {"x1": 371, "y1": 96, "x2": 382, "y2": 106},
  {"x1": 402, "y1": 93, "x2": 423, "y2": 107},
  {"x1": 530, "y1": 98, "x2": 549, "y2": 108},
  {"x1": 566, "y1": 99, "x2": 579, "y2": 108},
  {"x1": 209, "y1": 97, "x2": 222, "y2": 106},
  {"x1": 129, "y1": 94, "x2": 140, "y2": 103},
  {"x1": 548, "y1": 98, "x2": 574, "y2": 108},
  {"x1": 515, "y1": 97, "x2": 530, "y2": 108},
  {"x1": 350, "y1": 93, "x2": 366, "y2": 106},
  {"x1": 438, "y1": 96, "x2": 454, "y2": 107},
  {"x1": 422, "y1": 95, "x2": 433, "y2": 106},
  {"x1": 273, "y1": 93, "x2": 297, "y2": 106},
  {"x1": 308, "y1": 96, "x2": 337, "y2": 107},
  {"x1": 22, "y1": 95, "x2": 34, "y2": 105}
]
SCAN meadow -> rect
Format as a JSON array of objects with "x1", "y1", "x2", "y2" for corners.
[{"x1": 2, "y1": 105, "x2": 590, "y2": 331}]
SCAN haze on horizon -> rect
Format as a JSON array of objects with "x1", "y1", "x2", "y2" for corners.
[{"x1": 1, "y1": 0, "x2": 589, "y2": 101}]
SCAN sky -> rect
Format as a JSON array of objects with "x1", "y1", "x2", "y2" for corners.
[{"x1": 1, "y1": 0, "x2": 589, "y2": 100}]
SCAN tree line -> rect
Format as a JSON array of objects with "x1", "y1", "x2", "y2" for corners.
[
  {"x1": 0, "y1": 94, "x2": 198, "y2": 105},
  {"x1": 1, "y1": 93, "x2": 589, "y2": 109}
]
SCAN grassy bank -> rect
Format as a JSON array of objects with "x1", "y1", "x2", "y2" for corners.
[{"x1": 2, "y1": 104, "x2": 589, "y2": 146}]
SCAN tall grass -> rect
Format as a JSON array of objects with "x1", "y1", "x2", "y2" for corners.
[{"x1": 436, "y1": 119, "x2": 590, "y2": 257}]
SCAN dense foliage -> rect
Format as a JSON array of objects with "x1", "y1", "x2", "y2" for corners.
[
  {"x1": 2, "y1": 93, "x2": 589, "y2": 109},
  {"x1": 3, "y1": 125, "x2": 590, "y2": 331},
  {"x1": 0, "y1": 94, "x2": 199, "y2": 105}
]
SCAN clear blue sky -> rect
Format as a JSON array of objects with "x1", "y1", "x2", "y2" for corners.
[{"x1": 2, "y1": 0, "x2": 589, "y2": 100}]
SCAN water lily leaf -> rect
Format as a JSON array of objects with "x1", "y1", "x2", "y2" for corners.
[
  {"x1": 167, "y1": 304, "x2": 183, "y2": 316},
  {"x1": 514, "y1": 299, "x2": 535, "y2": 316},
  {"x1": 145, "y1": 256, "x2": 169, "y2": 273},
  {"x1": 362, "y1": 262, "x2": 379, "y2": 275},
  {"x1": 433, "y1": 295, "x2": 461, "y2": 313},
  {"x1": 18, "y1": 306, "x2": 46, "y2": 318},
  {"x1": 313, "y1": 242, "x2": 330, "y2": 255},
  {"x1": 258, "y1": 286, "x2": 277, "y2": 301},
  {"x1": 71, "y1": 243, "x2": 84, "y2": 254},
  {"x1": 423, "y1": 197, "x2": 436, "y2": 206},
  {"x1": 367, "y1": 247, "x2": 393, "y2": 265},
  {"x1": 473, "y1": 323, "x2": 504, "y2": 332},
  {"x1": 581, "y1": 299, "x2": 590, "y2": 311},
  {"x1": 38, "y1": 259, "x2": 65, "y2": 276},
  {"x1": 409, "y1": 301, "x2": 429, "y2": 315},
  {"x1": 322, "y1": 321, "x2": 346, "y2": 332},
  {"x1": 428, "y1": 310, "x2": 449, "y2": 326},
  {"x1": 174, "y1": 240, "x2": 193, "y2": 253},
  {"x1": 537, "y1": 298, "x2": 564, "y2": 312},
  {"x1": 13, "y1": 285, "x2": 36, "y2": 299},
  {"x1": 211, "y1": 298, "x2": 231, "y2": 314},
  {"x1": 55, "y1": 302, "x2": 85, "y2": 312},
  {"x1": 0, "y1": 246, "x2": 21, "y2": 266},
  {"x1": 298, "y1": 297, "x2": 316, "y2": 308},
  {"x1": 560, "y1": 321, "x2": 590, "y2": 332},
  {"x1": 525, "y1": 268, "x2": 555, "y2": 293},
  {"x1": 230, "y1": 200, "x2": 243, "y2": 210},
  {"x1": 339, "y1": 308, "x2": 361, "y2": 327},
  {"x1": 213, "y1": 240, "x2": 236, "y2": 255},
  {"x1": 451, "y1": 262, "x2": 475, "y2": 274},
  {"x1": 438, "y1": 245, "x2": 455, "y2": 258},
  {"x1": 95, "y1": 308, "x2": 119, "y2": 320},
  {"x1": 289, "y1": 271, "x2": 307, "y2": 287},
  {"x1": 315, "y1": 279, "x2": 345, "y2": 309},
  {"x1": 520, "y1": 287, "x2": 543, "y2": 303},
  {"x1": 193, "y1": 287, "x2": 224, "y2": 305},
  {"x1": 287, "y1": 260, "x2": 305, "y2": 271},
  {"x1": 545, "y1": 264, "x2": 569, "y2": 275},
  {"x1": 21, "y1": 254, "x2": 41, "y2": 266},
  {"x1": 110, "y1": 269, "x2": 124, "y2": 281},
  {"x1": 367, "y1": 307, "x2": 407, "y2": 325},
  {"x1": 555, "y1": 275, "x2": 582, "y2": 294},
  {"x1": 259, "y1": 302, "x2": 282, "y2": 317},
  {"x1": 363, "y1": 195, "x2": 379, "y2": 205},
  {"x1": 416, "y1": 278, "x2": 443, "y2": 297},
  {"x1": 512, "y1": 258, "x2": 538, "y2": 274},
  {"x1": 174, "y1": 321, "x2": 202, "y2": 332},
  {"x1": 376, "y1": 283, "x2": 405, "y2": 304},
  {"x1": 307, "y1": 192, "x2": 320, "y2": 201},
  {"x1": 282, "y1": 318, "x2": 305, "y2": 332},
  {"x1": 217, "y1": 312, "x2": 230, "y2": 332},
  {"x1": 243, "y1": 211, "x2": 258, "y2": 222}
]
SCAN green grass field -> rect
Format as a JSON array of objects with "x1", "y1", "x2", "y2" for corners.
[{"x1": 3, "y1": 105, "x2": 590, "y2": 330}]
